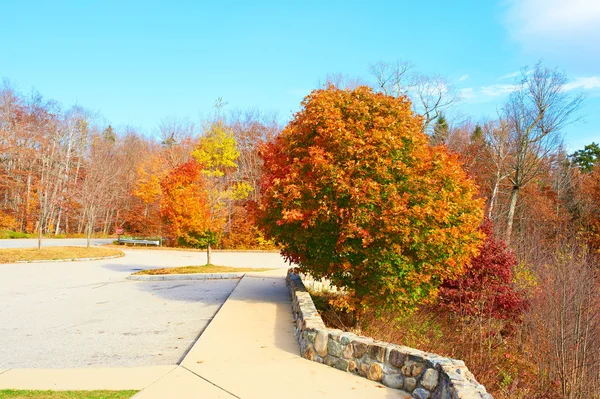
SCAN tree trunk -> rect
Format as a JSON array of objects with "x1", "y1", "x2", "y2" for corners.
[
  {"x1": 506, "y1": 185, "x2": 519, "y2": 243},
  {"x1": 488, "y1": 177, "x2": 500, "y2": 221},
  {"x1": 207, "y1": 242, "x2": 211, "y2": 265},
  {"x1": 54, "y1": 207, "x2": 62, "y2": 235},
  {"x1": 77, "y1": 208, "x2": 86, "y2": 234},
  {"x1": 103, "y1": 208, "x2": 112, "y2": 236},
  {"x1": 22, "y1": 173, "x2": 32, "y2": 232},
  {"x1": 86, "y1": 220, "x2": 92, "y2": 248},
  {"x1": 37, "y1": 221, "x2": 42, "y2": 250}
]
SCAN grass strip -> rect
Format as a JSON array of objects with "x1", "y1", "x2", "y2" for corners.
[
  {"x1": 103, "y1": 244, "x2": 278, "y2": 253},
  {"x1": 0, "y1": 390, "x2": 138, "y2": 399},
  {"x1": 133, "y1": 264, "x2": 274, "y2": 275},
  {"x1": 0, "y1": 247, "x2": 123, "y2": 264}
]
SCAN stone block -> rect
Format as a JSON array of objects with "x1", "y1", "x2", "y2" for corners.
[
  {"x1": 340, "y1": 335, "x2": 352, "y2": 345},
  {"x1": 402, "y1": 360, "x2": 426, "y2": 377},
  {"x1": 314, "y1": 330, "x2": 329, "y2": 357},
  {"x1": 389, "y1": 348, "x2": 407, "y2": 368},
  {"x1": 430, "y1": 383, "x2": 448, "y2": 399},
  {"x1": 359, "y1": 362, "x2": 369, "y2": 377},
  {"x1": 367, "y1": 363, "x2": 383, "y2": 382},
  {"x1": 348, "y1": 360, "x2": 358, "y2": 372},
  {"x1": 352, "y1": 340, "x2": 369, "y2": 358},
  {"x1": 412, "y1": 361, "x2": 426, "y2": 377},
  {"x1": 302, "y1": 345, "x2": 315, "y2": 361},
  {"x1": 343, "y1": 344, "x2": 354, "y2": 359},
  {"x1": 327, "y1": 337, "x2": 344, "y2": 357},
  {"x1": 306, "y1": 330, "x2": 316, "y2": 343},
  {"x1": 334, "y1": 358, "x2": 349, "y2": 371},
  {"x1": 324, "y1": 355, "x2": 336, "y2": 367},
  {"x1": 404, "y1": 377, "x2": 417, "y2": 392},
  {"x1": 382, "y1": 373, "x2": 404, "y2": 389},
  {"x1": 370, "y1": 344, "x2": 386, "y2": 362},
  {"x1": 421, "y1": 368, "x2": 439, "y2": 391},
  {"x1": 412, "y1": 387, "x2": 430, "y2": 399}
]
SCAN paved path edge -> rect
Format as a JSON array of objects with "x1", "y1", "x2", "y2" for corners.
[
  {"x1": 15, "y1": 254, "x2": 124, "y2": 264},
  {"x1": 126, "y1": 272, "x2": 245, "y2": 281}
]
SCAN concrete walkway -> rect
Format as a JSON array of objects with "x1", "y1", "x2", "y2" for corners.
[
  {"x1": 134, "y1": 269, "x2": 406, "y2": 398},
  {"x1": 1, "y1": 269, "x2": 407, "y2": 398}
]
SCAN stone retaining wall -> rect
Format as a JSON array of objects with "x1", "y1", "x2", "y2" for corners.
[{"x1": 287, "y1": 273, "x2": 493, "y2": 399}]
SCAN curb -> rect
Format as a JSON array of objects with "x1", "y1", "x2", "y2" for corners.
[
  {"x1": 127, "y1": 272, "x2": 245, "y2": 281},
  {"x1": 15, "y1": 254, "x2": 124, "y2": 264}
]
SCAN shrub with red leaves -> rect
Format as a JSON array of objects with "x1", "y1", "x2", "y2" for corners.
[{"x1": 438, "y1": 219, "x2": 526, "y2": 320}]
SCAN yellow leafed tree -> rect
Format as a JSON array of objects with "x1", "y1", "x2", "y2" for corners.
[{"x1": 191, "y1": 121, "x2": 252, "y2": 263}]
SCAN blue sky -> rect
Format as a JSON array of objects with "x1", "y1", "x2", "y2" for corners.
[{"x1": 1, "y1": 0, "x2": 599, "y2": 150}]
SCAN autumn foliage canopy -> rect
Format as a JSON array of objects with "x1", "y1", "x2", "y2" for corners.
[
  {"x1": 257, "y1": 86, "x2": 485, "y2": 312},
  {"x1": 159, "y1": 160, "x2": 211, "y2": 247}
]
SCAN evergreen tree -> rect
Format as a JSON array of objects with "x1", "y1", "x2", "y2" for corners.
[
  {"x1": 431, "y1": 114, "x2": 449, "y2": 145},
  {"x1": 570, "y1": 142, "x2": 600, "y2": 173},
  {"x1": 471, "y1": 124, "x2": 483, "y2": 142},
  {"x1": 102, "y1": 125, "x2": 116, "y2": 142}
]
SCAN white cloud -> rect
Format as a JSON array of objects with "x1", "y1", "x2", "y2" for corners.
[
  {"x1": 564, "y1": 76, "x2": 600, "y2": 91},
  {"x1": 456, "y1": 84, "x2": 517, "y2": 104},
  {"x1": 458, "y1": 75, "x2": 600, "y2": 104},
  {"x1": 459, "y1": 74, "x2": 469, "y2": 81},
  {"x1": 504, "y1": 0, "x2": 600, "y2": 51},
  {"x1": 480, "y1": 84, "x2": 517, "y2": 97},
  {"x1": 498, "y1": 71, "x2": 520, "y2": 80},
  {"x1": 459, "y1": 87, "x2": 476, "y2": 100},
  {"x1": 498, "y1": 69, "x2": 534, "y2": 81}
]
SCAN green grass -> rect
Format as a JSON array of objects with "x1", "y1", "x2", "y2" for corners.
[
  {"x1": 0, "y1": 390, "x2": 137, "y2": 399},
  {"x1": 133, "y1": 264, "x2": 274, "y2": 275},
  {"x1": 0, "y1": 247, "x2": 124, "y2": 264},
  {"x1": 0, "y1": 230, "x2": 35, "y2": 239},
  {"x1": 0, "y1": 230, "x2": 116, "y2": 240}
]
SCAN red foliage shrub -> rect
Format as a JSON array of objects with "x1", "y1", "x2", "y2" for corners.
[{"x1": 438, "y1": 219, "x2": 526, "y2": 320}]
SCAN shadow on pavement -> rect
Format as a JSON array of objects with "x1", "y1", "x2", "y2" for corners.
[
  {"x1": 133, "y1": 278, "x2": 239, "y2": 304},
  {"x1": 102, "y1": 263, "x2": 163, "y2": 273}
]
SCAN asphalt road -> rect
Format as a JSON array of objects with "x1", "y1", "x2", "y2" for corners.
[
  {"x1": 0, "y1": 248, "x2": 288, "y2": 368},
  {"x1": 0, "y1": 238, "x2": 114, "y2": 249}
]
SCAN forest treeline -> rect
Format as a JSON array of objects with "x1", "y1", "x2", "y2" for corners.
[
  {"x1": 1, "y1": 59, "x2": 599, "y2": 398},
  {"x1": 0, "y1": 83, "x2": 279, "y2": 249}
]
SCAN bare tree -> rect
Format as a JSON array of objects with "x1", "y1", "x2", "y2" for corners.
[
  {"x1": 28, "y1": 92, "x2": 64, "y2": 249},
  {"x1": 528, "y1": 243, "x2": 600, "y2": 399},
  {"x1": 411, "y1": 73, "x2": 460, "y2": 131},
  {"x1": 503, "y1": 61, "x2": 583, "y2": 242},
  {"x1": 483, "y1": 119, "x2": 512, "y2": 221},
  {"x1": 226, "y1": 108, "x2": 281, "y2": 202},
  {"x1": 369, "y1": 60, "x2": 413, "y2": 97},
  {"x1": 369, "y1": 60, "x2": 460, "y2": 131},
  {"x1": 52, "y1": 106, "x2": 90, "y2": 235},
  {"x1": 78, "y1": 132, "x2": 124, "y2": 247},
  {"x1": 157, "y1": 117, "x2": 196, "y2": 168},
  {"x1": 319, "y1": 72, "x2": 369, "y2": 90}
]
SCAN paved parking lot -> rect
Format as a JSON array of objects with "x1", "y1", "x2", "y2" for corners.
[{"x1": 0, "y1": 245, "x2": 287, "y2": 368}]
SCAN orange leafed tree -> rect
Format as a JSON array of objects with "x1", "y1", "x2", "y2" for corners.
[
  {"x1": 159, "y1": 160, "x2": 210, "y2": 247},
  {"x1": 130, "y1": 153, "x2": 165, "y2": 235},
  {"x1": 257, "y1": 86, "x2": 485, "y2": 313}
]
